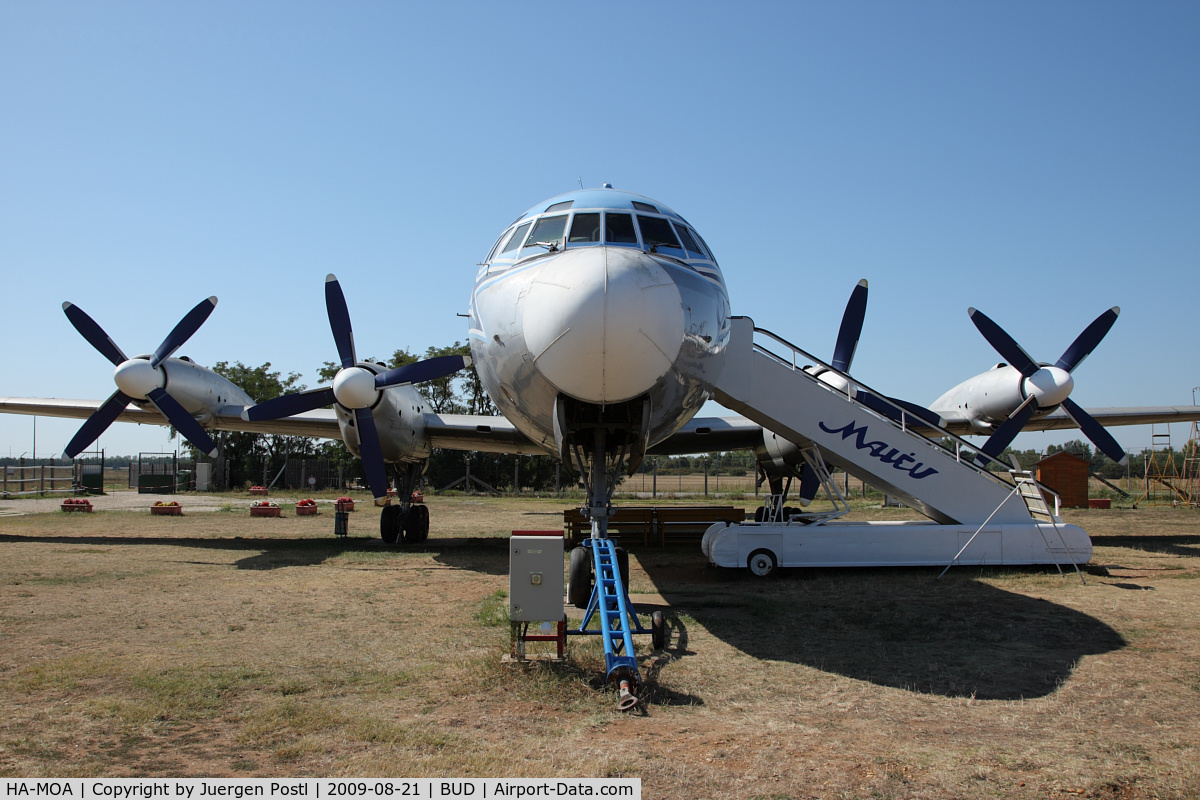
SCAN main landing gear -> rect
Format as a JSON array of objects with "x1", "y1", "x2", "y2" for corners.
[{"x1": 379, "y1": 463, "x2": 429, "y2": 545}]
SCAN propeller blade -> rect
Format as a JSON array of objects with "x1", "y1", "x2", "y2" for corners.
[
  {"x1": 1061, "y1": 398, "x2": 1128, "y2": 466},
  {"x1": 797, "y1": 464, "x2": 822, "y2": 504},
  {"x1": 967, "y1": 308, "x2": 1039, "y2": 377},
  {"x1": 324, "y1": 274, "x2": 357, "y2": 370},
  {"x1": 888, "y1": 397, "x2": 943, "y2": 429},
  {"x1": 375, "y1": 355, "x2": 471, "y2": 389},
  {"x1": 1055, "y1": 306, "x2": 1120, "y2": 373},
  {"x1": 62, "y1": 302, "x2": 128, "y2": 366},
  {"x1": 242, "y1": 387, "x2": 337, "y2": 421},
  {"x1": 64, "y1": 390, "x2": 133, "y2": 459},
  {"x1": 973, "y1": 398, "x2": 1039, "y2": 468},
  {"x1": 151, "y1": 296, "x2": 218, "y2": 367},
  {"x1": 354, "y1": 408, "x2": 389, "y2": 500},
  {"x1": 855, "y1": 388, "x2": 903, "y2": 421},
  {"x1": 147, "y1": 387, "x2": 218, "y2": 457},
  {"x1": 831, "y1": 279, "x2": 868, "y2": 373}
]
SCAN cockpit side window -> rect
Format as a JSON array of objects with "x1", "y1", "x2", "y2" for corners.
[
  {"x1": 567, "y1": 213, "x2": 601, "y2": 244},
  {"x1": 692, "y1": 229, "x2": 718, "y2": 264},
  {"x1": 637, "y1": 215, "x2": 684, "y2": 254},
  {"x1": 672, "y1": 223, "x2": 708, "y2": 261},
  {"x1": 604, "y1": 213, "x2": 638, "y2": 245},
  {"x1": 519, "y1": 214, "x2": 568, "y2": 258},
  {"x1": 500, "y1": 221, "x2": 533, "y2": 254},
  {"x1": 485, "y1": 230, "x2": 509, "y2": 263}
]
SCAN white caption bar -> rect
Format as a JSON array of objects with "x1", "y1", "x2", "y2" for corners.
[{"x1": 1, "y1": 779, "x2": 640, "y2": 800}]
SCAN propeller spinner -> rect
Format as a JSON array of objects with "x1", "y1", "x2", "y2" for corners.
[
  {"x1": 62, "y1": 298, "x2": 220, "y2": 459},
  {"x1": 968, "y1": 306, "x2": 1127, "y2": 467},
  {"x1": 242, "y1": 274, "x2": 470, "y2": 500}
]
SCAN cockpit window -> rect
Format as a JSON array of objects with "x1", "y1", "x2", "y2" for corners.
[
  {"x1": 520, "y1": 214, "x2": 568, "y2": 257},
  {"x1": 637, "y1": 215, "x2": 683, "y2": 253},
  {"x1": 568, "y1": 213, "x2": 601, "y2": 243},
  {"x1": 545, "y1": 200, "x2": 573, "y2": 213},
  {"x1": 672, "y1": 223, "x2": 708, "y2": 261},
  {"x1": 632, "y1": 201, "x2": 659, "y2": 213},
  {"x1": 604, "y1": 213, "x2": 638, "y2": 245},
  {"x1": 692, "y1": 229, "x2": 717, "y2": 263},
  {"x1": 500, "y1": 221, "x2": 532, "y2": 254}
]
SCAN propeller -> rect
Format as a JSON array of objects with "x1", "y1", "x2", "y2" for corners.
[
  {"x1": 794, "y1": 281, "x2": 941, "y2": 503},
  {"x1": 968, "y1": 306, "x2": 1127, "y2": 467},
  {"x1": 243, "y1": 274, "x2": 470, "y2": 500},
  {"x1": 62, "y1": 298, "x2": 220, "y2": 459}
]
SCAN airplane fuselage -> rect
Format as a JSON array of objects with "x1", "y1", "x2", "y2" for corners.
[{"x1": 467, "y1": 188, "x2": 731, "y2": 462}]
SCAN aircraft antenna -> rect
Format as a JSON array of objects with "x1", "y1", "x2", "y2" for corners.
[{"x1": 577, "y1": 176, "x2": 583, "y2": 189}]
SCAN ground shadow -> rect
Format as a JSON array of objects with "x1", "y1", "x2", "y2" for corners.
[
  {"x1": 1090, "y1": 534, "x2": 1200, "y2": 559},
  {"x1": 0, "y1": 532, "x2": 510, "y2": 572},
  {"x1": 646, "y1": 557, "x2": 1126, "y2": 700}
]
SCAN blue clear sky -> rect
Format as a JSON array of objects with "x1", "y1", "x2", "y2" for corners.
[{"x1": 2, "y1": 1, "x2": 1197, "y2": 460}]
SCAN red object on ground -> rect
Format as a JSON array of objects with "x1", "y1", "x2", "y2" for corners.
[{"x1": 1088, "y1": 498, "x2": 1112, "y2": 509}]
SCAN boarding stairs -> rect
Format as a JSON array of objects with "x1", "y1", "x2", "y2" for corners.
[{"x1": 713, "y1": 317, "x2": 1033, "y2": 526}]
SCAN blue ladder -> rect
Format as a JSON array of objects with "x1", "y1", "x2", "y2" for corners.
[{"x1": 573, "y1": 538, "x2": 649, "y2": 708}]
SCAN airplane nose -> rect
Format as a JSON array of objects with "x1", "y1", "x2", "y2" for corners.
[{"x1": 522, "y1": 247, "x2": 685, "y2": 404}]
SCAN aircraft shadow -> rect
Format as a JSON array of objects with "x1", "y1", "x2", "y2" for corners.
[
  {"x1": 1089, "y1": 534, "x2": 1200, "y2": 560},
  {"x1": 0, "y1": 532, "x2": 510, "y2": 572},
  {"x1": 642, "y1": 556, "x2": 1126, "y2": 701}
]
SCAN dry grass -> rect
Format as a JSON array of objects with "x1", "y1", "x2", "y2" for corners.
[{"x1": 1, "y1": 495, "x2": 1199, "y2": 798}]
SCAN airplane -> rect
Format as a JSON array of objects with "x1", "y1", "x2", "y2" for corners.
[{"x1": 4, "y1": 185, "x2": 1200, "y2": 547}]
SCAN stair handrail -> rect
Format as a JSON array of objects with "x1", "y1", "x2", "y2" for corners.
[{"x1": 741, "y1": 318, "x2": 1013, "y2": 488}]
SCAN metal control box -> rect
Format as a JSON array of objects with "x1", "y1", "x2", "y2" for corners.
[{"x1": 509, "y1": 531, "x2": 565, "y2": 622}]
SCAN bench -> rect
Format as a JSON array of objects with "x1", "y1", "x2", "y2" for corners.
[{"x1": 563, "y1": 506, "x2": 747, "y2": 548}]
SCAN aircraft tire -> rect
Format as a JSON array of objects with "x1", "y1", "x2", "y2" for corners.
[
  {"x1": 409, "y1": 504, "x2": 430, "y2": 544},
  {"x1": 380, "y1": 504, "x2": 403, "y2": 544},
  {"x1": 651, "y1": 610, "x2": 666, "y2": 650},
  {"x1": 568, "y1": 546, "x2": 592, "y2": 609},
  {"x1": 747, "y1": 548, "x2": 777, "y2": 578},
  {"x1": 616, "y1": 546, "x2": 630, "y2": 589}
]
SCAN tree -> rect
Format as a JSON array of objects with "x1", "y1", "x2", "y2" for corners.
[{"x1": 179, "y1": 361, "x2": 319, "y2": 488}]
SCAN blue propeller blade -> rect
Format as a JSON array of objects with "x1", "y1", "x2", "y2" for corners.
[
  {"x1": 147, "y1": 387, "x2": 218, "y2": 457},
  {"x1": 1061, "y1": 398, "x2": 1128, "y2": 465},
  {"x1": 974, "y1": 398, "x2": 1039, "y2": 468},
  {"x1": 62, "y1": 302, "x2": 128, "y2": 367},
  {"x1": 967, "y1": 308, "x2": 1039, "y2": 377},
  {"x1": 376, "y1": 355, "x2": 470, "y2": 389},
  {"x1": 1055, "y1": 306, "x2": 1119, "y2": 373},
  {"x1": 831, "y1": 279, "x2": 868, "y2": 374},
  {"x1": 797, "y1": 463, "x2": 822, "y2": 503},
  {"x1": 354, "y1": 407, "x2": 389, "y2": 500},
  {"x1": 325, "y1": 274, "x2": 357, "y2": 370},
  {"x1": 64, "y1": 390, "x2": 133, "y2": 459},
  {"x1": 243, "y1": 387, "x2": 337, "y2": 421},
  {"x1": 151, "y1": 296, "x2": 218, "y2": 368}
]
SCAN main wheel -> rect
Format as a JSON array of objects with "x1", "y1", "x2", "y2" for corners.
[
  {"x1": 651, "y1": 610, "x2": 666, "y2": 650},
  {"x1": 380, "y1": 504, "x2": 403, "y2": 544},
  {"x1": 747, "y1": 548, "x2": 777, "y2": 578},
  {"x1": 567, "y1": 546, "x2": 592, "y2": 609},
  {"x1": 404, "y1": 504, "x2": 430, "y2": 544},
  {"x1": 615, "y1": 546, "x2": 630, "y2": 589}
]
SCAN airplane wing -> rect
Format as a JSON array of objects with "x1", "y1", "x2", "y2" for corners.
[
  {"x1": 650, "y1": 415, "x2": 764, "y2": 455},
  {"x1": 0, "y1": 397, "x2": 544, "y2": 454},
  {"x1": 990, "y1": 406, "x2": 1200, "y2": 434}
]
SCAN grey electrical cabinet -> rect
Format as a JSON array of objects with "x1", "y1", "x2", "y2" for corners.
[{"x1": 509, "y1": 532, "x2": 565, "y2": 622}]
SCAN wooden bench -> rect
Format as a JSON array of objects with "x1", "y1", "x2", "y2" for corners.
[{"x1": 563, "y1": 506, "x2": 746, "y2": 548}]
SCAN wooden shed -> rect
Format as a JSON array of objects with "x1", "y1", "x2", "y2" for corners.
[{"x1": 1035, "y1": 451, "x2": 1090, "y2": 508}]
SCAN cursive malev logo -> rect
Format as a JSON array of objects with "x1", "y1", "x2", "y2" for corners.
[{"x1": 818, "y1": 419, "x2": 939, "y2": 480}]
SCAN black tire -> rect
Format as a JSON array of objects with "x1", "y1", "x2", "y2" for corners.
[
  {"x1": 615, "y1": 546, "x2": 630, "y2": 589},
  {"x1": 747, "y1": 548, "x2": 777, "y2": 578},
  {"x1": 405, "y1": 504, "x2": 429, "y2": 544},
  {"x1": 568, "y1": 546, "x2": 592, "y2": 609},
  {"x1": 651, "y1": 610, "x2": 666, "y2": 650},
  {"x1": 380, "y1": 504, "x2": 403, "y2": 544},
  {"x1": 754, "y1": 506, "x2": 765, "y2": 522}
]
